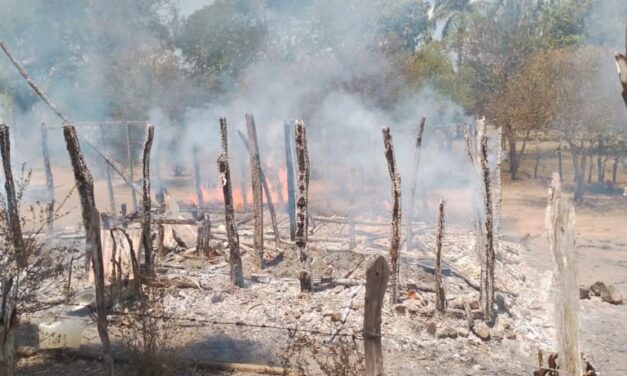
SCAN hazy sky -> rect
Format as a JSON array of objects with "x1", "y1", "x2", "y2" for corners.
[{"x1": 178, "y1": 0, "x2": 214, "y2": 16}]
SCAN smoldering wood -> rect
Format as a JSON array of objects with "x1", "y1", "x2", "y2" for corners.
[
  {"x1": 61, "y1": 124, "x2": 114, "y2": 375},
  {"x1": 236, "y1": 130, "x2": 280, "y2": 249},
  {"x1": 99, "y1": 127, "x2": 117, "y2": 222},
  {"x1": 245, "y1": 114, "x2": 264, "y2": 268},
  {"x1": 382, "y1": 127, "x2": 401, "y2": 305},
  {"x1": 40, "y1": 122, "x2": 55, "y2": 232},
  {"x1": 546, "y1": 173, "x2": 581, "y2": 376},
  {"x1": 0, "y1": 277, "x2": 17, "y2": 376},
  {"x1": 0, "y1": 125, "x2": 26, "y2": 269},
  {"x1": 406, "y1": 115, "x2": 426, "y2": 252},
  {"x1": 196, "y1": 213, "x2": 211, "y2": 256},
  {"x1": 295, "y1": 121, "x2": 312, "y2": 292},
  {"x1": 363, "y1": 255, "x2": 390, "y2": 376},
  {"x1": 218, "y1": 153, "x2": 244, "y2": 287},
  {"x1": 193, "y1": 144, "x2": 204, "y2": 210},
  {"x1": 141, "y1": 125, "x2": 155, "y2": 274},
  {"x1": 435, "y1": 199, "x2": 446, "y2": 313},
  {"x1": 284, "y1": 121, "x2": 297, "y2": 241}
]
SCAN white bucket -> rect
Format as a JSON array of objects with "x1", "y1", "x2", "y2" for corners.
[{"x1": 39, "y1": 318, "x2": 86, "y2": 349}]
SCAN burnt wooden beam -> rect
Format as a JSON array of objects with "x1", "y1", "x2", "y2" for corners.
[
  {"x1": 363, "y1": 256, "x2": 390, "y2": 376},
  {"x1": 40, "y1": 122, "x2": 54, "y2": 232},
  {"x1": 0, "y1": 124, "x2": 26, "y2": 269},
  {"x1": 382, "y1": 127, "x2": 401, "y2": 305},
  {"x1": 62, "y1": 124, "x2": 113, "y2": 376},
  {"x1": 406, "y1": 115, "x2": 426, "y2": 252},
  {"x1": 245, "y1": 114, "x2": 264, "y2": 268},
  {"x1": 237, "y1": 130, "x2": 280, "y2": 249},
  {"x1": 219, "y1": 117, "x2": 243, "y2": 286},
  {"x1": 284, "y1": 121, "x2": 296, "y2": 241},
  {"x1": 294, "y1": 121, "x2": 312, "y2": 292},
  {"x1": 141, "y1": 125, "x2": 155, "y2": 274},
  {"x1": 435, "y1": 199, "x2": 446, "y2": 313}
]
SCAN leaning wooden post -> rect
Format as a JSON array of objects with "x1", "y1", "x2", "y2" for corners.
[
  {"x1": 245, "y1": 114, "x2": 264, "y2": 268},
  {"x1": 40, "y1": 122, "x2": 55, "y2": 232},
  {"x1": 478, "y1": 128, "x2": 496, "y2": 326},
  {"x1": 141, "y1": 125, "x2": 155, "y2": 274},
  {"x1": 62, "y1": 124, "x2": 114, "y2": 376},
  {"x1": 237, "y1": 130, "x2": 280, "y2": 249},
  {"x1": 435, "y1": 199, "x2": 446, "y2": 313},
  {"x1": 294, "y1": 121, "x2": 312, "y2": 292},
  {"x1": 284, "y1": 121, "x2": 297, "y2": 241},
  {"x1": 126, "y1": 124, "x2": 138, "y2": 212},
  {"x1": 0, "y1": 125, "x2": 26, "y2": 269},
  {"x1": 382, "y1": 127, "x2": 401, "y2": 304},
  {"x1": 546, "y1": 173, "x2": 581, "y2": 376},
  {"x1": 219, "y1": 117, "x2": 244, "y2": 286},
  {"x1": 192, "y1": 144, "x2": 204, "y2": 212},
  {"x1": 363, "y1": 256, "x2": 390, "y2": 376},
  {"x1": 405, "y1": 115, "x2": 426, "y2": 252}
]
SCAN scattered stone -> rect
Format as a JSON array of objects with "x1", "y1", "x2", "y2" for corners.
[
  {"x1": 473, "y1": 321, "x2": 491, "y2": 341},
  {"x1": 426, "y1": 322, "x2": 437, "y2": 336},
  {"x1": 579, "y1": 286, "x2": 590, "y2": 299},
  {"x1": 590, "y1": 281, "x2": 607, "y2": 296}
]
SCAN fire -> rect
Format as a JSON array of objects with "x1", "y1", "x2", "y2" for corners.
[{"x1": 188, "y1": 166, "x2": 289, "y2": 210}]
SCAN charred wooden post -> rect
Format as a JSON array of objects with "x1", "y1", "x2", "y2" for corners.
[
  {"x1": 126, "y1": 124, "x2": 138, "y2": 212},
  {"x1": 0, "y1": 277, "x2": 18, "y2": 376},
  {"x1": 294, "y1": 121, "x2": 312, "y2": 292},
  {"x1": 245, "y1": 114, "x2": 264, "y2": 268},
  {"x1": 40, "y1": 122, "x2": 55, "y2": 232},
  {"x1": 284, "y1": 121, "x2": 297, "y2": 241},
  {"x1": 406, "y1": 115, "x2": 426, "y2": 252},
  {"x1": 0, "y1": 125, "x2": 26, "y2": 269},
  {"x1": 141, "y1": 125, "x2": 155, "y2": 274},
  {"x1": 546, "y1": 173, "x2": 581, "y2": 376},
  {"x1": 219, "y1": 117, "x2": 229, "y2": 155},
  {"x1": 99, "y1": 127, "x2": 117, "y2": 222},
  {"x1": 363, "y1": 256, "x2": 390, "y2": 376},
  {"x1": 193, "y1": 144, "x2": 204, "y2": 211},
  {"x1": 478, "y1": 129, "x2": 496, "y2": 326},
  {"x1": 62, "y1": 124, "x2": 114, "y2": 376},
  {"x1": 196, "y1": 213, "x2": 211, "y2": 256},
  {"x1": 219, "y1": 153, "x2": 244, "y2": 287},
  {"x1": 435, "y1": 199, "x2": 446, "y2": 313},
  {"x1": 382, "y1": 127, "x2": 401, "y2": 304}
]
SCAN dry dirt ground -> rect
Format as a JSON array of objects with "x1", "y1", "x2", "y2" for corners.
[{"x1": 10, "y1": 163, "x2": 627, "y2": 375}]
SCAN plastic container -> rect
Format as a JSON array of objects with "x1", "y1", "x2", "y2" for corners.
[{"x1": 39, "y1": 318, "x2": 86, "y2": 349}]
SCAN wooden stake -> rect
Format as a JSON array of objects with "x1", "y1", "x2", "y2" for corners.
[
  {"x1": 237, "y1": 130, "x2": 280, "y2": 249},
  {"x1": 193, "y1": 144, "x2": 204, "y2": 210},
  {"x1": 363, "y1": 255, "x2": 390, "y2": 376},
  {"x1": 0, "y1": 124, "x2": 26, "y2": 269},
  {"x1": 141, "y1": 125, "x2": 155, "y2": 274},
  {"x1": 245, "y1": 114, "x2": 264, "y2": 268},
  {"x1": 62, "y1": 124, "x2": 113, "y2": 376},
  {"x1": 406, "y1": 115, "x2": 426, "y2": 252},
  {"x1": 40, "y1": 122, "x2": 54, "y2": 232},
  {"x1": 435, "y1": 199, "x2": 446, "y2": 313},
  {"x1": 294, "y1": 121, "x2": 312, "y2": 292},
  {"x1": 284, "y1": 121, "x2": 296, "y2": 241},
  {"x1": 546, "y1": 173, "x2": 581, "y2": 376},
  {"x1": 382, "y1": 127, "x2": 401, "y2": 304},
  {"x1": 219, "y1": 153, "x2": 245, "y2": 287},
  {"x1": 478, "y1": 128, "x2": 496, "y2": 326}
]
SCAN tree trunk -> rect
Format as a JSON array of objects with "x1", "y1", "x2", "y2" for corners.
[
  {"x1": 382, "y1": 127, "x2": 401, "y2": 305},
  {"x1": 0, "y1": 124, "x2": 26, "y2": 269},
  {"x1": 294, "y1": 121, "x2": 312, "y2": 292},
  {"x1": 246, "y1": 114, "x2": 264, "y2": 269}
]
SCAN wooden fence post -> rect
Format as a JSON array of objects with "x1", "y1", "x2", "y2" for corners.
[
  {"x1": 405, "y1": 115, "x2": 426, "y2": 252},
  {"x1": 245, "y1": 114, "x2": 264, "y2": 268},
  {"x1": 382, "y1": 127, "x2": 401, "y2": 304},
  {"x1": 478, "y1": 127, "x2": 495, "y2": 325},
  {"x1": 0, "y1": 124, "x2": 26, "y2": 269},
  {"x1": 40, "y1": 122, "x2": 55, "y2": 232},
  {"x1": 141, "y1": 125, "x2": 155, "y2": 274},
  {"x1": 546, "y1": 173, "x2": 581, "y2": 376},
  {"x1": 284, "y1": 121, "x2": 296, "y2": 241},
  {"x1": 294, "y1": 121, "x2": 312, "y2": 292},
  {"x1": 435, "y1": 199, "x2": 446, "y2": 313},
  {"x1": 62, "y1": 124, "x2": 114, "y2": 376},
  {"x1": 363, "y1": 256, "x2": 390, "y2": 376}
]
